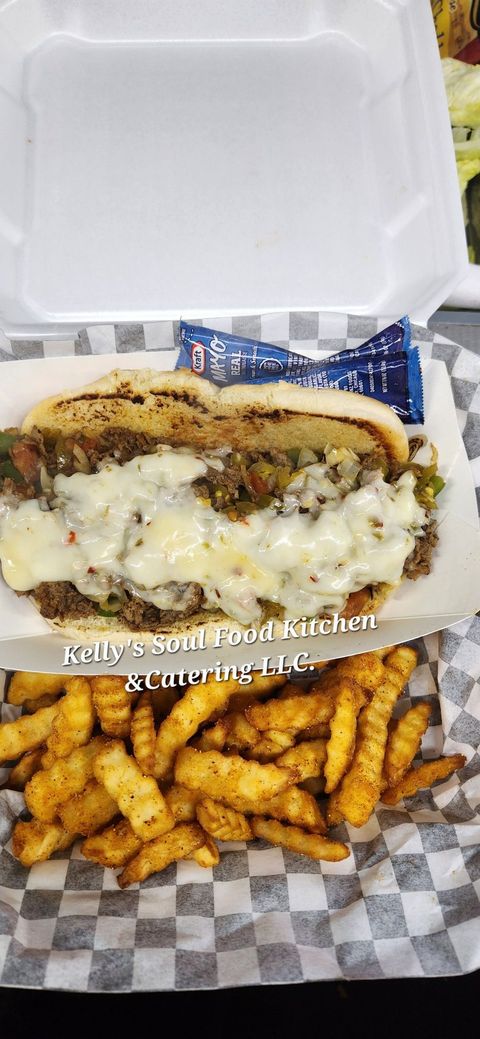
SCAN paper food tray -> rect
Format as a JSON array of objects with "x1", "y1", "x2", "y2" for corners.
[{"x1": 0, "y1": 349, "x2": 478, "y2": 674}]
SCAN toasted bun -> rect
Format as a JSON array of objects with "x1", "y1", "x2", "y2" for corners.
[
  {"x1": 22, "y1": 368, "x2": 409, "y2": 462},
  {"x1": 32, "y1": 584, "x2": 394, "y2": 644},
  {"x1": 23, "y1": 370, "x2": 407, "y2": 640}
]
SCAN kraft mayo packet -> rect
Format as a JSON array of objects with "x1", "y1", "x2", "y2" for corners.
[{"x1": 177, "y1": 318, "x2": 424, "y2": 424}]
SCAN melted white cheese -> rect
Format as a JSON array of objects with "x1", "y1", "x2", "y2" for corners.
[{"x1": 0, "y1": 447, "x2": 427, "y2": 624}]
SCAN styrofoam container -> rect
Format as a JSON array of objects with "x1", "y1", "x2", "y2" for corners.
[
  {"x1": 0, "y1": 348, "x2": 478, "y2": 674},
  {"x1": 0, "y1": 0, "x2": 469, "y2": 338}
]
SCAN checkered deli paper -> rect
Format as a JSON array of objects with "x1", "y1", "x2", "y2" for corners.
[{"x1": 0, "y1": 313, "x2": 479, "y2": 990}]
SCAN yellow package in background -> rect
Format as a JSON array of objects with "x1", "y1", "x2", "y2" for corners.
[{"x1": 431, "y1": 1, "x2": 479, "y2": 59}]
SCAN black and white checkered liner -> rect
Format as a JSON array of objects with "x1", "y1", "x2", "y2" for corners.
[{"x1": 0, "y1": 314, "x2": 479, "y2": 989}]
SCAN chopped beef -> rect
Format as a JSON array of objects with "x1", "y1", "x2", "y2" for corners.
[
  {"x1": 192, "y1": 452, "x2": 294, "y2": 511},
  {"x1": 246, "y1": 448, "x2": 292, "y2": 467},
  {"x1": 404, "y1": 520, "x2": 438, "y2": 580},
  {"x1": 193, "y1": 463, "x2": 246, "y2": 508},
  {"x1": 83, "y1": 429, "x2": 159, "y2": 468},
  {"x1": 33, "y1": 582, "x2": 97, "y2": 620},
  {"x1": 9, "y1": 437, "x2": 43, "y2": 483},
  {"x1": 1, "y1": 477, "x2": 36, "y2": 501},
  {"x1": 32, "y1": 580, "x2": 204, "y2": 631}
]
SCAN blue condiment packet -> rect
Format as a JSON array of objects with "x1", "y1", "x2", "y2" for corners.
[{"x1": 177, "y1": 317, "x2": 424, "y2": 424}]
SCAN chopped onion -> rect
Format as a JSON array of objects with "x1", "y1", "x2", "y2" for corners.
[
  {"x1": 314, "y1": 477, "x2": 340, "y2": 500},
  {"x1": 39, "y1": 465, "x2": 53, "y2": 493},
  {"x1": 337, "y1": 458, "x2": 361, "y2": 482},
  {"x1": 297, "y1": 447, "x2": 318, "y2": 468},
  {"x1": 325, "y1": 445, "x2": 359, "y2": 467},
  {"x1": 303, "y1": 462, "x2": 328, "y2": 481},
  {"x1": 286, "y1": 470, "x2": 307, "y2": 492},
  {"x1": 279, "y1": 494, "x2": 301, "y2": 516},
  {"x1": 299, "y1": 490, "x2": 315, "y2": 509},
  {"x1": 73, "y1": 444, "x2": 91, "y2": 474}
]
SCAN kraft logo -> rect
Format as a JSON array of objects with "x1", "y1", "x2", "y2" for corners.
[{"x1": 191, "y1": 342, "x2": 206, "y2": 374}]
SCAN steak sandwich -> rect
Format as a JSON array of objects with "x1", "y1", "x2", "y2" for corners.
[{"x1": 0, "y1": 369, "x2": 442, "y2": 640}]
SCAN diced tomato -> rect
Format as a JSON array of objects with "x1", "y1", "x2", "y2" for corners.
[
  {"x1": 80, "y1": 437, "x2": 97, "y2": 453},
  {"x1": 249, "y1": 472, "x2": 269, "y2": 495},
  {"x1": 10, "y1": 440, "x2": 41, "y2": 483},
  {"x1": 66, "y1": 531, "x2": 76, "y2": 544},
  {"x1": 342, "y1": 588, "x2": 371, "y2": 619}
]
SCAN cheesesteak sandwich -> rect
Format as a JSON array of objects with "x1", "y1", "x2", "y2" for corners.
[{"x1": 0, "y1": 370, "x2": 442, "y2": 640}]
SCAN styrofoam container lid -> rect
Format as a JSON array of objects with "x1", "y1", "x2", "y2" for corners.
[{"x1": 0, "y1": 0, "x2": 468, "y2": 338}]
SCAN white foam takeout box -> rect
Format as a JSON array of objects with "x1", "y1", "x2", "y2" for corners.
[
  {"x1": 0, "y1": 0, "x2": 472, "y2": 338},
  {"x1": 0, "y1": 349, "x2": 478, "y2": 674},
  {"x1": 0, "y1": 0, "x2": 478, "y2": 672}
]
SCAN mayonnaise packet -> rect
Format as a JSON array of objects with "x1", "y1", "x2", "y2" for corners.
[{"x1": 177, "y1": 317, "x2": 424, "y2": 424}]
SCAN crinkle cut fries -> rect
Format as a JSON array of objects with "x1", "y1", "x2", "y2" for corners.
[{"x1": 1, "y1": 653, "x2": 465, "y2": 886}]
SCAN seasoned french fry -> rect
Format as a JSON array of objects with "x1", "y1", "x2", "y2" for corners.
[
  {"x1": 185, "y1": 778, "x2": 325, "y2": 834},
  {"x1": 118, "y1": 822, "x2": 206, "y2": 888},
  {"x1": 42, "y1": 677, "x2": 95, "y2": 769},
  {"x1": 191, "y1": 836, "x2": 220, "y2": 868},
  {"x1": 25, "y1": 736, "x2": 106, "y2": 823},
  {"x1": 82, "y1": 818, "x2": 142, "y2": 868},
  {"x1": 332, "y1": 678, "x2": 402, "y2": 827},
  {"x1": 248, "y1": 729, "x2": 296, "y2": 761},
  {"x1": 58, "y1": 780, "x2": 118, "y2": 836},
  {"x1": 330, "y1": 647, "x2": 418, "y2": 826},
  {"x1": 175, "y1": 747, "x2": 296, "y2": 803},
  {"x1": 384, "y1": 645, "x2": 418, "y2": 689},
  {"x1": 223, "y1": 712, "x2": 261, "y2": 750},
  {"x1": 12, "y1": 818, "x2": 76, "y2": 866},
  {"x1": 196, "y1": 712, "x2": 260, "y2": 754},
  {"x1": 23, "y1": 695, "x2": 63, "y2": 713},
  {"x1": 200, "y1": 673, "x2": 289, "y2": 725},
  {"x1": 251, "y1": 817, "x2": 349, "y2": 862},
  {"x1": 94, "y1": 739, "x2": 174, "y2": 841},
  {"x1": 7, "y1": 673, "x2": 65, "y2": 706},
  {"x1": 334, "y1": 652, "x2": 386, "y2": 693},
  {"x1": 383, "y1": 702, "x2": 432, "y2": 789},
  {"x1": 5, "y1": 747, "x2": 44, "y2": 790},
  {"x1": 324, "y1": 681, "x2": 358, "y2": 793},
  {"x1": 326, "y1": 789, "x2": 344, "y2": 828},
  {"x1": 298, "y1": 723, "x2": 331, "y2": 741},
  {"x1": 226, "y1": 694, "x2": 263, "y2": 713},
  {"x1": 195, "y1": 719, "x2": 230, "y2": 752},
  {"x1": 165, "y1": 783, "x2": 202, "y2": 823},
  {"x1": 381, "y1": 755, "x2": 466, "y2": 805},
  {"x1": 312, "y1": 672, "x2": 368, "y2": 713},
  {"x1": 150, "y1": 685, "x2": 179, "y2": 721},
  {"x1": 278, "y1": 682, "x2": 309, "y2": 700},
  {"x1": 153, "y1": 676, "x2": 241, "y2": 779},
  {"x1": 0, "y1": 703, "x2": 59, "y2": 764},
  {"x1": 373, "y1": 646, "x2": 395, "y2": 659},
  {"x1": 237, "y1": 785, "x2": 326, "y2": 834},
  {"x1": 246, "y1": 690, "x2": 335, "y2": 735},
  {"x1": 276, "y1": 739, "x2": 328, "y2": 782},
  {"x1": 236, "y1": 673, "x2": 288, "y2": 698},
  {"x1": 131, "y1": 691, "x2": 156, "y2": 774},
  {"x1": 91, "y1": 676, "x2": 132, "y2": 738},
  {"x1": 154, "y1": 675, "x2": 287, "y2": 777},
  {"x1": 196, "y1": 797, "x2": 253, "y2": 842}
]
